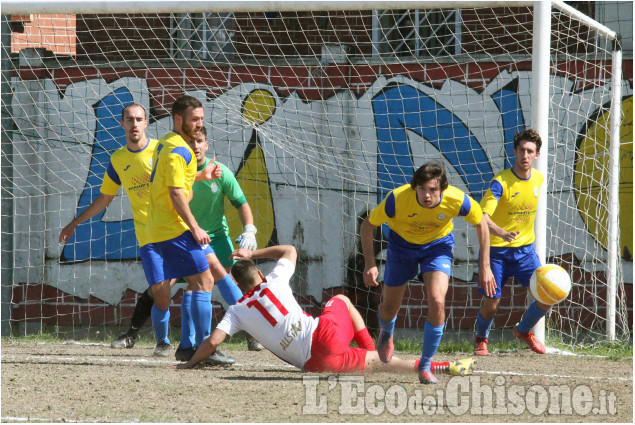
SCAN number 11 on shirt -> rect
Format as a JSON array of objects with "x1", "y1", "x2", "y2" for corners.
[{"x1": 246, "y1": 288, "x2": 289, "y2": 326}]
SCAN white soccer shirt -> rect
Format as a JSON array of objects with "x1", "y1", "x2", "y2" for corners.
[{"x1": 216, "y1": 258, "x2": 319, "y2": 369}]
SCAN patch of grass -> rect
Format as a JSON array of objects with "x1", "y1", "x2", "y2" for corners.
[
  {"x1": 546, "y1": 337, "x2": 633, "y2": 359},
  {"x1": 4, "y1": 326, "x2": 632, "y2": 359}
]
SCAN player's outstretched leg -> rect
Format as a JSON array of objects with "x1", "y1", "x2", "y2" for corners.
[
  {"x1": 366, "y1": 352, "x2": 475, "y2": 377},
  {"x1": 111, "y1": 288, "x2": 153, "y2": 349}
]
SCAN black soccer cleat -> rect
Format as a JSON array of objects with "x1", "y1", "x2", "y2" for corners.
[
  {"x1": 111, "y1": 332, "x2": 137, "y2": 349},
  {"x1": 202, "y1": 350, "x2": 236, "y2": 366},
  {"x1": 175, "y1": 344, "x2": 196, "y2": 362}
]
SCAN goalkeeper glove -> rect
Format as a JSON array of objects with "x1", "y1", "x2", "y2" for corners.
[{"x1": 236, "y1": 224, "x2": 258, "y2": 250}]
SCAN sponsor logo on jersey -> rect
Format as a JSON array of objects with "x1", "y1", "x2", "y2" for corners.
[{"x1": 511, "y1": 192, "x2": 519, "y2": 198}]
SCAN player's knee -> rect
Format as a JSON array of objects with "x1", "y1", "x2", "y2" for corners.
[
  {"x1": 333, "y1": 294, "x2": 351, "y2": 306},
  {"x1": 427, "y1": 298, "x2": 445, "y2": 314},
  {"x1": 153, "y1": 296, "x2": 170, "y2": 311}
]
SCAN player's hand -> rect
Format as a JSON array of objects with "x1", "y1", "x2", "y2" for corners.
[
  {"x1": 363, "y1": 266, "x2": 380, "y2": 287},
  {"x1": 230, "y1": 248, "x2": 253, "y2": 261},
  {"x1": 59, "y1": 223, "x2": 76, "y2": 243},
  {"x1": 502, "y1": 231, "x2": 520, "y2": 242},
  {"x1": 230, "y1": 248, "x2": 252, "y2": 261},
  {"x1": 478, "y1": 266, "x2": 496, "y2": 297},
  {"x1": 191, "y1": 225, "x2": 211, "y2": 245},
  {"x1": 169, "y1": 363, "x2": 190, "y2": 370},
  {"x1": 236, "y1": 224, "x2": 257, "y2": 250},
  {"x1": 196, "y1": 157, "x2": 222, "y2": 181}
]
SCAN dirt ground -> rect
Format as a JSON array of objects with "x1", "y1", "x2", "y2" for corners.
[{"x1": 1, "y1": 341, "x2": 632, "y2": 423}]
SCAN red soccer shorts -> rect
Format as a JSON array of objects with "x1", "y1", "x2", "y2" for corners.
[{"x1": 303, "y1": 297, "x2": 367, "y2": 373}]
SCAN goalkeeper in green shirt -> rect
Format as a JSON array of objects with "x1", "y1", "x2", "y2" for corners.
[{"x1": 112, "y1": 126, "x2": 264, "y2": 355}]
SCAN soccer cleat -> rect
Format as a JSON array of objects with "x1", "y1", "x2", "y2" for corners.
[
  {"x1": 513, "y1": 325, "x2": 546, "y2": 354},
  {"x1": 376, "y1": 331, "x2": 394, "y2": 363},
  {"x1": 203, "y1": 350, "x2": 236, "y2": 366},
  {"x1": 153, "y1": 342, "x2": 171, "y2": 357},
  {"x1": 175, "y1": 344, "x2": 196, "y2": 362},
  {"x1": 111, "y1": 332, "x2": 136, "y2": 349},
  {"x1": 449, "y1": 358, "x2": 475, "y2": 376},
  {"x1": 247, "y1": 337, "x2": 264, "y2": 352},
  {"x1": 473, "y1": 336, "x2": 489, "y2": 356},
  {"x1": 418, "y1": 370, "x2": 439, "y2": 384}
]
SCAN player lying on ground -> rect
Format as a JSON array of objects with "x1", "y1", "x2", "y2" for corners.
[
  {"x1": 361, "y1": 162, "x2": 493, "y2": 383},
  {"x1": 474, "y1": 129, "x2": 551, "y2": 356},
  {"x1": 111, "y1": 126, "x2": 264, "y2": 358},
  {"x1": 172, "y1": 244, "x2": 474, "y2": 377}
]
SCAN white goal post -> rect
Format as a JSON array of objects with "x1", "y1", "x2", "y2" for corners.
[{"x1": 1, "y1": 1, "x2": 629, "y2": 347}]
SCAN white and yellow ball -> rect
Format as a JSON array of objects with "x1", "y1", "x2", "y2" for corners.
[{"x1": 529, "y1": 264, "x2": 572, "y2": 305}]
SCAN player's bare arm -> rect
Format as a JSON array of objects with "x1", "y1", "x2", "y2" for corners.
[
  {"x1": 172, "y1": 328, "x2": 228, "y2": 370},
  {"x1": 483, "y1": 213, "x2": 519, "y2": 242},
  {"x1": 168, "y1": 186, "x2": 210, "y2": 245},
  {"x1": 475, "y1": 217, "x2": 496, "y2": 297},
  {"x1": 231, "y1": 245, "x2": 297, "y2": 266},
  {"x1": 194, "y1": 157, "x2": 222, "y2": 182},
  {"x1": 360, "y1": 217, "x2": 379, "y2": 287},
  {"x1": 59, "y1": 193, "x2": 115, "y2": 243}
]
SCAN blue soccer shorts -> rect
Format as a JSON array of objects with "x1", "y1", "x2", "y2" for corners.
[
  {"x1": 140, "y1": 231, "x2": 210, "y2": 286},
  {"x1": 478, "y1": 243, "x2": 542, "y2": 299},
  {"x1": 383, "y1": 232, "x2": 454, "y2": 287}
]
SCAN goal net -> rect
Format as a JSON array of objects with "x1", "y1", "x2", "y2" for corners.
[{"x1": 1, "y1": 2, "x2": 631, "y2": 347}]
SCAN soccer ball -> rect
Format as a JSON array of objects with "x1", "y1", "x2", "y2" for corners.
[{"x1": 529, "y1": 264, "x2": 572, "y2": 305}]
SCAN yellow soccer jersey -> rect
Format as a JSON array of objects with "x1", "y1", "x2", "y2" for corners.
[
  {"x1": 100, "y1": 139, "x2": 158, "y2": 246},
  {"x1": 144, "y1": 131, "x2": 198, "y2": 245},
  {"x1": 369, "y1": 184, "x2": 483, "y2": 246},
  {"x1": 480, "y1": 168, "x2": 544, "y2": 247}
]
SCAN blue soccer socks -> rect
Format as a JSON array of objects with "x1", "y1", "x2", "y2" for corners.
[
  {"x1": 475, "y1": 312, "x2": 494, "y2": 339},
  {"x1": 216, "y1": 274, "x2": 243, "y2": 306},
  {"x1": 180, "y1": 291, "x2": 196, "y2": 349},
  {"x1": 191, "y1": 291, "x2": 213, "y2": 347},
  {"x1": 151, "y1": 304, "x2": 170, "y2": 345},
  {"x1": 419, "y1": 321, "x2": 444, "y2": 372},
  {"x1": 517, "y1": 301, "x2": 549, "y2": 333}
]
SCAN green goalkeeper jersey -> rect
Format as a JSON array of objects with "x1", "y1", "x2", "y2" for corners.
[{"x1": 190, "y1": 158, "x2": 247, "y2": 238}]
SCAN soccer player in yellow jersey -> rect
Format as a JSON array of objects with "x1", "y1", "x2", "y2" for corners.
[
  {"x1": 361, "y1": 162, "x2": 494, "y2": 384},
  {"x1": 474, "y1": 129, "x2": 549, "y2": 356},
  {"x1": 59, "y1": 103, "x2": 155, "y2": 250},
  {"x1": 140, "y1": 95, "x2": 219, "y2": 356}
]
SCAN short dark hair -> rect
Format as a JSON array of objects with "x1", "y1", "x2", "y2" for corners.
[
  {"x1": 172, "y1": 95, "x2": 203, "y2": 118},
  {"x1": 200, "y1": 126, "x2": 207, "y2": 138},
  {"x1": 513, "y1": 129, "x2": 542, "y2": 152},
  {"x1": 230, "y1": 259, "x2": 260, "y2": 290},
  {"x1": 410, "y1": 161, "x2": 448, "y2": 191},
  {"x1": 121, "y1": 103, "x2": 147, "y2": 120}
]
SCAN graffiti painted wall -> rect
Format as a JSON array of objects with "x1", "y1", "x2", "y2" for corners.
[{"x1": 9, "y1": 61, "x2": 633, "y2": 327}]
